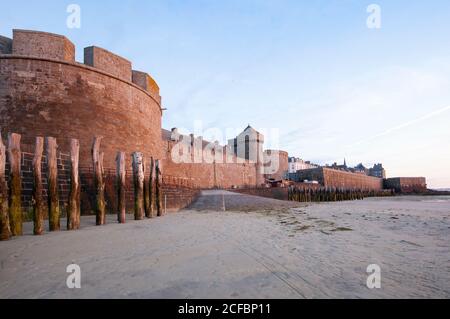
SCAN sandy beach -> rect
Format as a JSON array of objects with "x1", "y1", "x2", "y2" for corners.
[{"x1": 1, "y1": 190, "x2": 449, "y2": 299}]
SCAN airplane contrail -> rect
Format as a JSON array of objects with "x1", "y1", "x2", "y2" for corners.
[{"x1": 348, "y1": 105, "x2": 450, "y2": 147}]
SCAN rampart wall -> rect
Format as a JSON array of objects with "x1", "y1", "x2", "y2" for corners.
[
  {"x1": 294, "y1": 167, "x2": 383, "y2": 190},
  {"x1": 384, "y1": 177, "x2": 427, "y2": 193},
  {"x1": 263, "y1": 150, "x2": 289, "y2": 181},
  {"x1": 322, "y1": 168, "x2": 383, "y2": 190},
  {"x1": 0, "y1": 29, "x2": 284, "y2": 193},
  {"x1": 161, "y1": 134, "x2": 258, "y2": 189}
]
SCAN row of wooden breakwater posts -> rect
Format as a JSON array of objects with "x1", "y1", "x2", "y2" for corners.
[
  {"x1": 0, "y1": 133, "x2": 165, "y2": 241},
  {"x1": 288, "y1": 185, "x2": 395, "y2": 203}
]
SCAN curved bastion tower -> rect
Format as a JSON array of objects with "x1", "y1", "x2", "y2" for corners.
[
  {"x1": 0, "y1": 29, "x2": 290, "y2": 192},
  {"x1": 0, "y1": 29, "x2": 163, "y2": 168}
]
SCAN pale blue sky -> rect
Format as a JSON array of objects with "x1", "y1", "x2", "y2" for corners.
[{"x1": 1, "y1": 0, "x2": 450, "y2": 187}]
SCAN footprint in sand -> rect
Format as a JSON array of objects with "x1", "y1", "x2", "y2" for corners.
[
  {"x1": 400, "y1": 240, "x2": 423, "y2": 247},
  {"x1": 295, "y1": 225, "x2": 312, "y2": 232},
  {"x1": 331, "y1": 227, "x2": 353, "y2": 232}
]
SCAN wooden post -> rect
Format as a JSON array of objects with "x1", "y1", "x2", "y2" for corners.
[
  {"x1": 0, "y1": 133, "x2": 11, "y2": 240},
  {"x1": 32, "y1": 137, "x2": 45, "y2": 235},
  {"x1": 149, "y1": 157, "x2": 155, "y2": 218},
  {"x1": 92, "y1": 137, "x2": 106, "y2": 226},
  {"x1": 46, "y1": 137, "x2": 60, "y2": 231},
  {"x1": 143, "y1": 156, "x2": 151, "y2": 218},
  {"x1": 68, "y1": 139, "x2": 80, "y2": 230},
  {"x1": 221, "y1": 194, "x2": 224, "y2": 212},
  {"x1": 116, "y1": 152, "x2": 126, "y2": 224},
  {"x1": 132, "y1": 152, "x2": 144, "y2": 220},
  {"x1": 155, "y1": 160, "x2": 163, "y2": 217},
  {"x1": 8, "y1": 133, "x2": 22, "y2": 236}
]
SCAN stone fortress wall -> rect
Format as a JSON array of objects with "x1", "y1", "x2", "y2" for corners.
[
  {"x1": 0, "y1": 29, "x2": 293, "y2": 192},
  {"x1": 0, "y1": 29, "x2": 272, "y2": 216},
  {"x1": 263, "y1": 150, "x2": 289, "y2": 181},
  {"x1": 161, "y1": 129, "x2": 259, "y2": 189},
  {"x1": 0, "y1": 29, "x2": 427, "y2": 217},
  {"x1": 384, "y1": 177, "x2": 427, "y2": 194},
  {"x1": 0, "y1": 29, "x2": 276, "y2": 190}
]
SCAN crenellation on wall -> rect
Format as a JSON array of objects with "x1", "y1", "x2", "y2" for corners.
[
  {"x1": 132, "y1": 70, "x2": 161, "y2": 103},
  {"x1": 12, "y1": 29, "x2": 75, "y2": 62},
  {"x1": 0, "y1": 36, "x2": 12, "y2": 54},
  {"x1": 84, "y1": 46, "x2": 132, "y2": 82}
]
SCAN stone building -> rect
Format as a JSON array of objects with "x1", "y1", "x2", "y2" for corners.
[
  {"x1": 227, "y1": 125, "x2": 264, "y2": 162},
  {"x1": 227, "y1": 125, "x2": 266, "y2": 186},
  {"x1": 288, "y1": 157, "x2": 318, "y2": 173},
  {"x1": 353, "y1": 163, "x2": 368, "y2": 175},
  {"x1": 369, "y1": 163, "x2": 386, "y2": 179}
]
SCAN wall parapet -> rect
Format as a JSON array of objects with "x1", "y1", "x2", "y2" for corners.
[
  {"x1": 84, "y1": 46, "x2": 132, "y2": 82},
  {"x1": 12, "y1": 29, "x2": 75, "y2": 62},
  {"x1": 0, "y1": 55, "x2": 162, "y2": 111},
  {"x1": 132, "y1": 70, "x2": 161, "y2": 104},
  {"x1": 1, "y1": 29, "x2": 161, "y2": 106}
]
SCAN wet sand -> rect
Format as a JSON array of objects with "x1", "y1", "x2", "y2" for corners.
[{"x1": 1, "y1": 191, "x2": 449, "y2": 298}]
